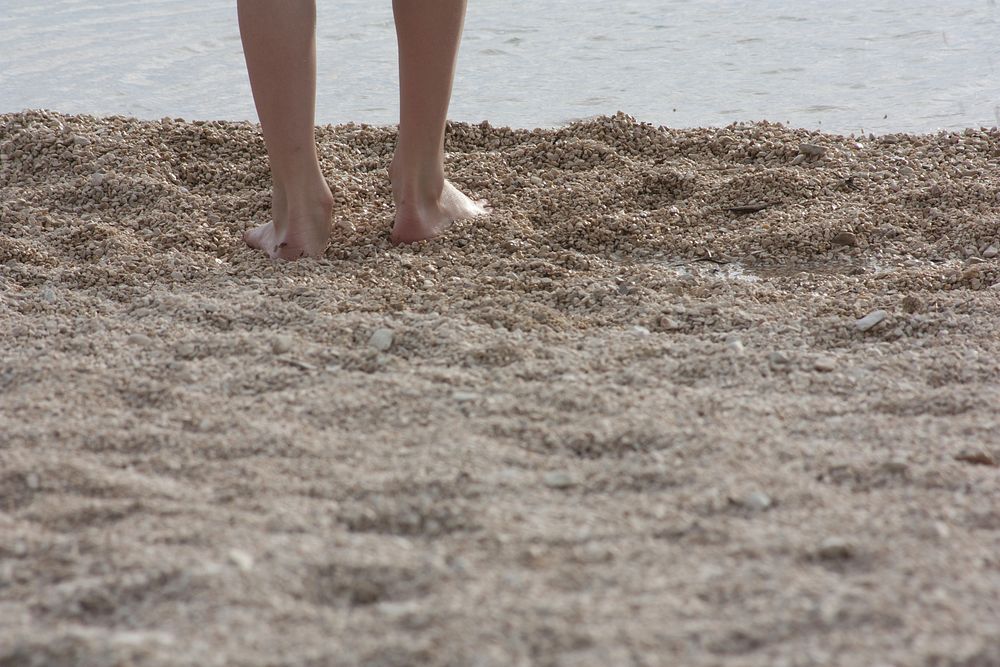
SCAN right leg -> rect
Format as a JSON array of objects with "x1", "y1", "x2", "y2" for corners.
[{"x1": 238, "y1": 0, "x2": 334, "y2": 259}]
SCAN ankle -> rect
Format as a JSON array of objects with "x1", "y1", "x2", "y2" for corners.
[{"x1": 278, "y1": 177, "x2": 334, "y2": 212}]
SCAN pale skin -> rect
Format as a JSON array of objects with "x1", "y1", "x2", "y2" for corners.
[{"x1": 237, "y1": 0, "x2": 488, "y2": 259}]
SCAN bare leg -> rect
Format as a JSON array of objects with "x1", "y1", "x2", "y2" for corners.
[
  {"x1": 389, "y1": 0, "x2": 488, "y2": 245},
  {"x1": 238, "y1": 0, "x2": 334, "y2": 259}
]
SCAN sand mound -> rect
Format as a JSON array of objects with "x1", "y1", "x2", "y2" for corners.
[{"x1": 2, "y1": 110, "x2": 999, "y2": 666}]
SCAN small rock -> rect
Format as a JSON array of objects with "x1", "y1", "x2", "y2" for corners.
[
  {"x1": 228, "y1": 549, "x2": 254, "y2": 572},
  {"x1": 271, "y1": 335, "x2": 293, "y2": 354},
  {"x1": 630, "y1": 325, "x2": 651, "y2": 338},
  {"x1": 369, "y1": 328, "x2": 394, "y2": 352},
  {"x1": 127, "y1": 333, "x2": 152, "y2": 346},
  {"x1": 816, "y1": 537, "x2": 854, "y2": 561},
  {"x1": 954, "y1": 450, "x2": 998, "y2": 467},
  {"x1": 983, "y1": 245, "x2": 999, "y2": 259},
  {"x1": 738, "y1": 490, "x2": 772, "y2": 511},
  {"x1": 790, "y1": 154, "x2": 806, "y2": 166},
  {"x1": 657, "y1": 316, "x2": 682, "y2": 331},
  {"x1": 855, "y1": 309, "x2": 887, "y2": 332},
  {"x1": 933, "y1": 522, "x2": 951, "y2": 539},
  {"x1": 25, "y1": 473, "x2": 40, "y2": 490},
  {"x1": 726, "y1": 337, "x2": 745, "y2": 355},
  {"x1": 72, "y1": 135, "x2": 91, "y2": 146},
  {"x1": 991, "y1": 283, "x2": 1000, "y2": 291},
  {"x1": 451, "y1": 391, "x2": 478, "y2": 403},
  {"x1": 40, "y1": 287, "x2": 56, "y2": 303},
  {"x1": 89, "y1": 173, "x2": 105, "y2": 187},
  {"x1": 176, "y1": 342, "x2": 196, "y2": 358},
  {"x1": 898, "y1": 165, "x2": 915, "y2": 177},
  {"x1": 813, "y1": 356, "x2": 837, "y2": 372},
  {"x1": 799, "y1": 143, "x2": 826, "y2": 157},
  {"x1": 831, "y1": 231, "x2": 859, "y2": 247},
  {"x1": 543, "y1": 472, "x2": 575, "y2": 489},
  {"x1": 901, "y1": 295, "x2": 923, "y2": 313},
  {"x1": 768, "y1": 351, "x2": 790, "y2": 366}
]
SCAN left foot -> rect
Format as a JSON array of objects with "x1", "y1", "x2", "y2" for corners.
[{"x1": 390, "y1": 179, "x2": 488, "y2": 245}]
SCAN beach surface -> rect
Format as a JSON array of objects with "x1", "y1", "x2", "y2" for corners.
[{"x1": 2, "y1": 110, "x2": 999, "y2": 666}]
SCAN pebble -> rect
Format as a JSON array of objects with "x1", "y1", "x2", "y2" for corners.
[
  {"x1": 25, "y1": 473, "x2": 40, "y2": 490},
  {"x1": 799, "y1": 143, "x2": 826, "y2": 157},
  {"x1": 983, "y1": 245, "x2": 999, "y2": 259},
  {"x1": 451, "y1": 391, "x2": 478, "y2": 403},
  {"x1": 816, "y1": 537, "x2": 854, "y2": 561},
  {"x1": 543, "y1": 472, "x2": 575, "y2": 489},
  {"x1": 739, "y1": 490, "x2": 773, "y2": 511},
  {"x1": 72, "y1": 135, "x2": 91, "y2": 146},
  {"x1": 768, "y1": 351, "x2": 790, "y2": 366},
  {"x1": 176, "y1": 342, "x2": 195, "y2": 358},
  {"x1": 813, "y1": 356, "x2": 837, "y2": 372},
  {"x1": 89, "y1": 173, "x2": 105, "y2": 187},
  {"x1": 831, "y1": 231, "x2": 859, "y2": 247},
  {"x1": 271, "y1": 335, "x2": 293, "y2": 354},
  {"x1": 726, "y1": 337, "x2": 745, "y2": 355},
  {"x1": 227, "y1": 549, "x2": 255, "y2": 572},
  {"x1": 127, "y1": 333, "x2": 152, "y2": 346},
  {"x1": 901, "y1": 296, "x2": 923, "y2": 314},
  {"x1": 855, "y1": 310, "x2": 887, "y2": 332},
  {"x1": 369, "y1": 328, "x2": 395, "y2": 352},
  {"x1": 630, "y1": 325, "x2": 651, "y2": 338}
]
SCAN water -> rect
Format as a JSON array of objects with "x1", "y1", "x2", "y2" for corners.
[{"x1": 2, "y1": 0, "x2": 999, "y2": 134}]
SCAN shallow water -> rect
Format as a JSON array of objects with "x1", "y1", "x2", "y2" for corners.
[{"x1": 2, "y1": 0, "x2": 999, "y2": 133}]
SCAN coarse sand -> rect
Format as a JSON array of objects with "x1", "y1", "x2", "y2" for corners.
[{"x1": 2, "y1": 110, "x2": 1000, "y2": 666}]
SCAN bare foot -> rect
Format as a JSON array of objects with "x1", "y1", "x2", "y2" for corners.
[
  {"x1": 244, "y1": 186, "x2": 334, "y2": 260},
  {"x1": 390, "y1": 180, "x2": 489, "y2": 245}
]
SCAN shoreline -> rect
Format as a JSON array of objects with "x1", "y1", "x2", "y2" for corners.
[{"x1": 6, "y1": 106, "x2": 1000, "y2": 138}]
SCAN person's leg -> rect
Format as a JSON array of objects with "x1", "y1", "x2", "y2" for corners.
[
  {"x1": 238, "y1": 0, "x2": 334, "y2": 259},
  {"x1": 389, "y1": 0, "x2": 488, "y2": 244}
]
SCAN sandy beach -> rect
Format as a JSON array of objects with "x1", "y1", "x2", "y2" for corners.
[{"x1": 2, "y1": 110, "x2": 999, "y2": 666}]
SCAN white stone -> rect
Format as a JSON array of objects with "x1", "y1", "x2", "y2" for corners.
[
  {"x1": 855, "y1": 309, "x2": 887, "y2": 332},
  {"x1": 543, "y1": 472, "x2": 575, "y2": 489},
  {"x1": 741, "y1": 490, "x2": 772, "y2": 511},
  {"x1": 369, "y1": 328, "x2": 394, "y2": 352},
  {"x1": 630, "y1": 325, "x2": 651, "y2": 338},
  {"x1": 271, "y1": 335, "x2": 293, "y2": 354},
  {"x1": 228, "y1": 549, "x2": 254, "y2": 572}
]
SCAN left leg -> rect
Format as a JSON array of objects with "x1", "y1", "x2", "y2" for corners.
[{"x1": 388, "y1": 0, "x2": 488, "y2": 244}]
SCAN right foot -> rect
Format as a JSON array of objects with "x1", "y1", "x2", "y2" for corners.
[{"x1": 244, "y1": 187, "x2": 334, "y2": 260}]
